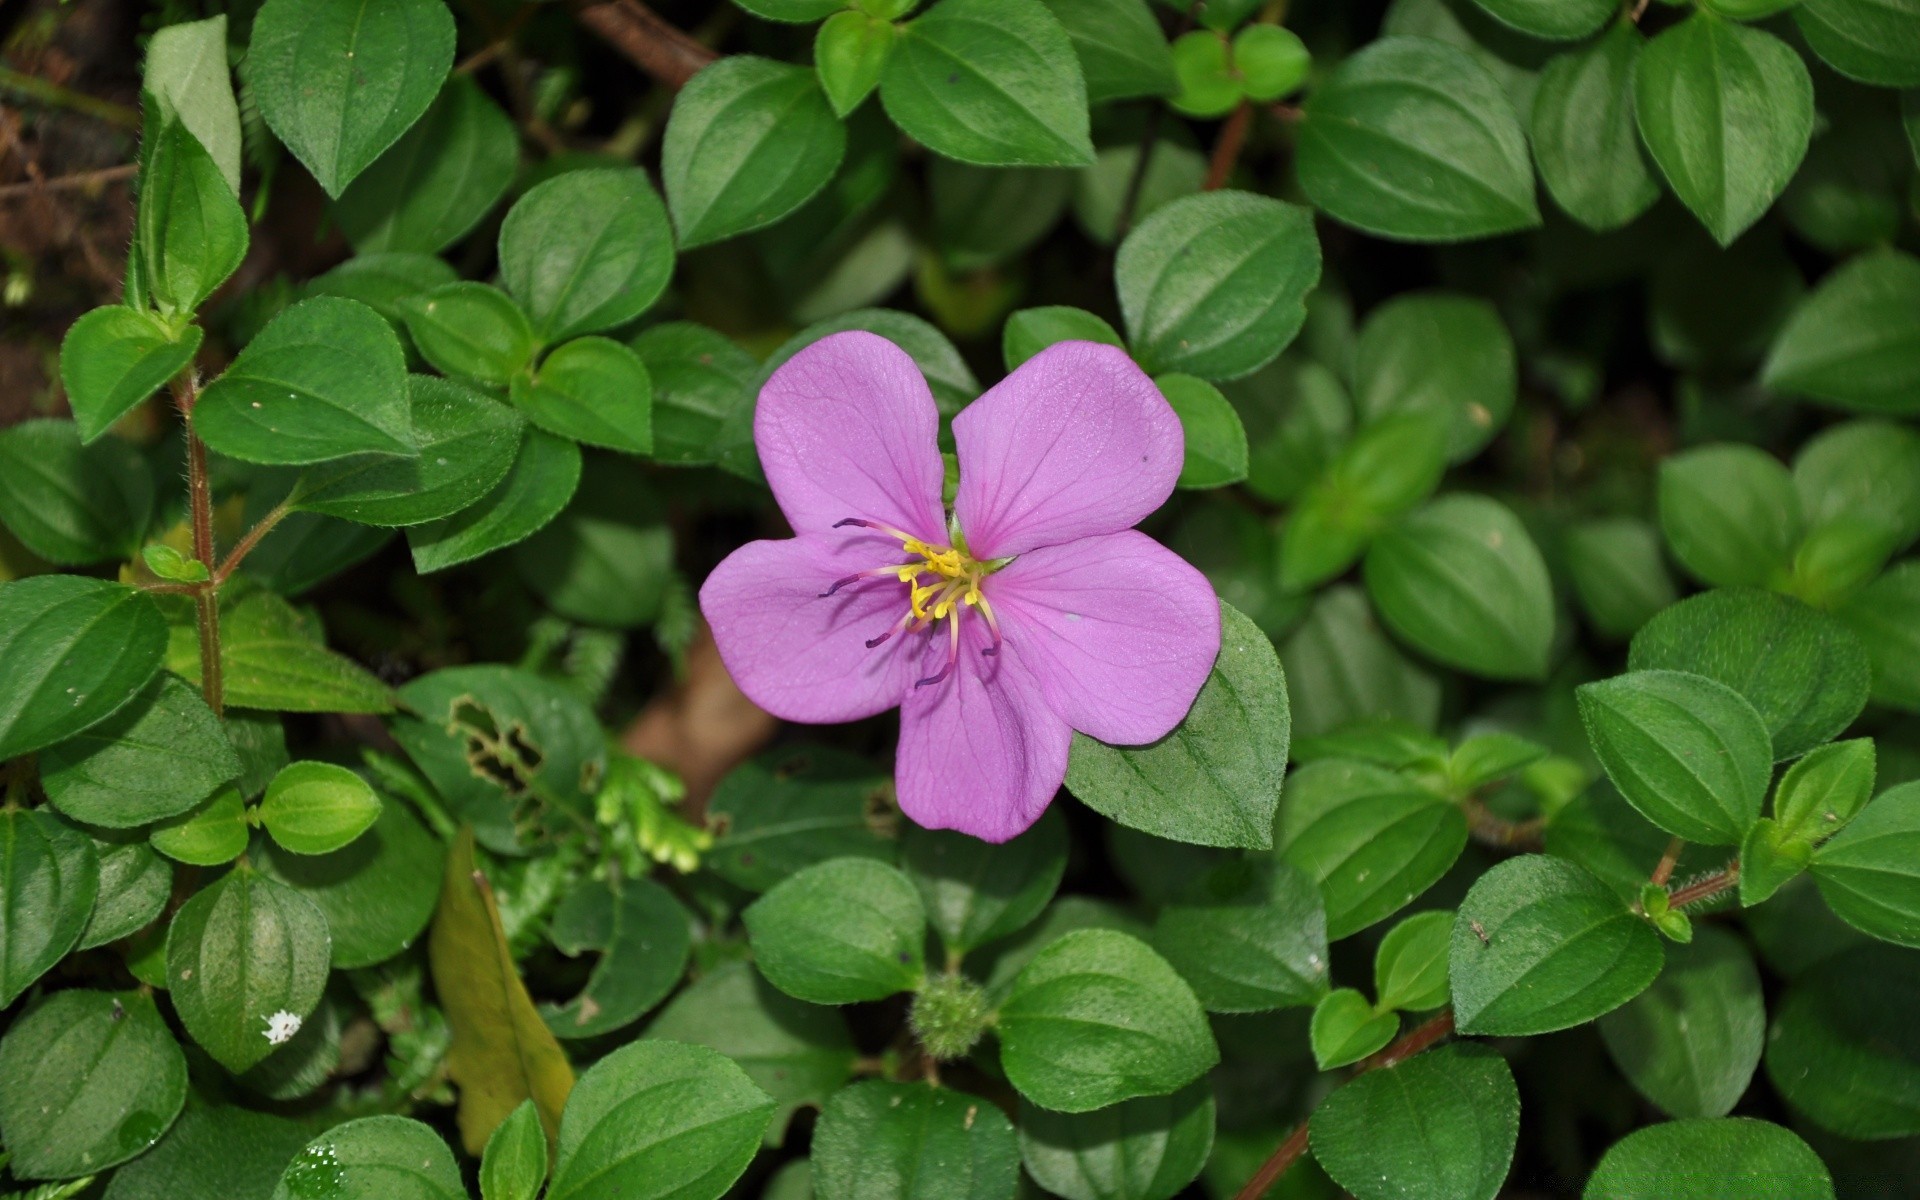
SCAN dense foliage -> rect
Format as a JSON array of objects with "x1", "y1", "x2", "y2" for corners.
[{"x1": 2, "y1": 0, "x2": 1919, "y2": 1197}]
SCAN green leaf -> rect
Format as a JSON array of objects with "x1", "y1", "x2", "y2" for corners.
[
  {"x1": 1634, "y1": 14, "x2": 1813, "y2": 246},
  {"x1": 744, "y1": 857, "x2": 926, "y2": 1003},
  {"x1": 272, "y1": 1117, "x2": 464, "y2": 1200},
  {"x1": 1564, "y1": 518, "x2": 1678, "y2": 641},
  {"x1": 1151, "y1": 859, "x2": 1329, "y2": 1012},
  {"x1": 546, "y1": 1041, "x2": 774, "y2": 1200},
  {"x1": 480, "y1": 1101, "x2": 548, "y2": 1200},
  {"x1": 1353, "y1": 292, "x2": 1515, "y2": 462},
  {"x1": 100, "y1": 1103, "x2": 311, "y2": 1200},
  {"x1": 195, "y1": 296, "x2": 414, "y2": 464},
  {"x1": 1235, "y1": 26, "x2": 1311, "y2": 102},
  {"x1": 664, "y1": 57, "x2": 847, "y2": 248},
  {"x1": 0, "y1": 576, "x2": 167, "y2": 760},
  {"x1": 143, "y1": 544, "x2": 208, "y2": 584},
  {"x1": 254, "y1": 792, "x2": 441, "y2": 968},
  {"x1": 1810, "y1": 781, "x2": 1920, "y2": 948},
  {"x1": 407, "y1": 426, "x2": 582, "y2": 573},
  {"x1": 1597, "y1": 926, "x2": 1764, "y2": 1119},
  {"x1": 646, "y1": 960, "x2": 857, "y2": 1149},
  {"x1": 1763, "y1": 249, "x2": 1920, "y2": 416},
  {"x1": 1775, "y1": 737, "x2": 1876, "y2": 841},
  {"x1": 1577, "y1": 670, "x2": 1772, "y2": 845},
  {"x1": 1116, "y1": 190, "x2": 1320, "y2": 382},
  {"x1": 1298, "y1": 37, "x2": 1539, "y2": 241},
  {"x1": 249, "y1": 0, "x2": 456, "y2": 197},
  {"x1": 1277, "y1": 759, "x2": 1466, "y2": 940},
  {"x1": 512, "y1": 459, "x2": 672, "y2": 628},
  {"x1": 929, "y1": 158, "x2": 1072, "y2": 272},
  {"x1": 307, "y1": 251, "x2": 459, "y2": 330},
  {"x1": 1739, "y1": 817, "x2": 1813, "y2": 907},
  {"x1": 1531, "y1": 24, "x2": 1659, "y2": 231},
  {"x1": 149, "y1": 786, "x2": 248, "y2": 865},
  {"x1": 733, "y1": 0, "x2": 844, "y2": 20},
  {"x1": 1582, "y1": 1118, "x2": 1834, "y2": 1200},
  {"x1": 498, "y1": 167, "x2": 675, "y2": 342},
  {"x1": 1159, "y1": 374, "x2": 1248, "y2": 488},
  {"x1": 171, "y1": 590, "x2": 396, "y2": 714},
  {"x1": 1066, "y1": 601, "x2": 1290, "y2": 850},
  {"x1": 136, "y1": 115, "x2": 249, "y2": 317},
  {"x1": 0, "y1": 420, "x2": 152, "y2": 566},
  {"x1": 904, "y1": 807, "x2": 1065, "y2": 955},
  {"x1": 1794, "y1": 0, "x2": 1920, "y2": 88},
  {"x1": 1279, "y1": 586, "x2": 1441, "y2": 740},
  {"x1": 1016, "y1": 1082, "x2": 1213, "y2": 1200},
  {"x1": 1280, "y1": 410, "x2": 1450, "y2": 592},
  {"x1": 1794, "y1": 419, "x2": 1920, "y2": 557},
  {"x1": 1309, "y1": 988, "x2": 1398, "y2": 1070},
  {"x1": 78, "y1": 834, "x2": 171, "y2": 950},
  {"x1": 0, "y1": 990, "x2": 186, "y2": 1181},
  {"x1": 1002, "y1": 306, "x2": 1124, "y2": 371},
  {"x1": 0, "y1": 809, "x2": 98, "y2": 1007},
  {"x1": 813, "y1": 1082, "x2": 1020, "y2": 1200},
  {"x1": 1042, "y1": 0, "x2": 1175, "y2": 103},
  {"x1": 57, "y1": 306, "x2": 202, "y2": 442},
  {"x1": 1451, "y1": 855, "x2": 1664, "y2": 1036},
  {"x1": 398, "y1": 283, "x2": 537, "y2": 387},
  {"x1": 707, "y1": 745, "x2": 895, "y2": 892},
  {"x1": 257, "y1": 761, "x2": 381, "y2": 855},
  {"x1": 764, "y1": 308, "x2": 980, "y2": 418},
  {"x1": 167, "y1": 868, "x2": 331, "y2": 1073},
  {"x1": 1840, "y1": 560, "x2": 1920, "y2": 711},
  {"x1": 816, "y1": 13, "x2": 895, "y2": 118},
  {"x1": 997, "y1": 929, "x2": 1218, "y2": 1113},
  {"x1": 1367, "y1": 920, "x2": 1451, "y2": 1025},
  {"x1": 1629, "y1": 588, "x2": 1871, "y2": 761},
  {"x1": 1657, "y1": 445, "x2": 1800, "y2": 588},
  {"x1": 541, "y1": 876, "x2": 692, "y2": 1039},
  {"x1": 333, "y1": 76, "x2": 519, "y2": 254},
  {"x1": 879, "y1": 0, "x2": 1095, "y2": 168},
  {"x1": 630, "y1": 322, "x2": 758, "y2": 469},
  {"x1": 1364, "y1": 494, "x2": 1554, "y2": 681},
  {"x1": 1467, "y1": 0, "x2": 1610, "y2": 39},
  {"x1": 1071, "y1": 127, "x2": 1207, "y2": 246},
  {"x1": 40, "y1": 674, "x2": 239, "y2": 828},
  {"x1": 510, "y1": 337, "x2": 654, "y2": 454},
  {"x1": 144, "y1": 15, "x2": 242, "y2": 195},
  {"x1": 1311, "y1": 1045, "x2": 1519, "y2": 1200},
  {"x1": 1766, "y1": 945, "x2": 1920, "y2": 1138},
  {"x1": 295, "y1": 374, "x2": 526, "y2": 526}
]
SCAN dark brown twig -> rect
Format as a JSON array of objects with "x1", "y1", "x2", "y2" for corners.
[
  {"x1": 573, "y1": 0, "x2": 720, "y2": 90},
  {"x1": 0, "y1": 162, "x2": 137, "y2": 200}
]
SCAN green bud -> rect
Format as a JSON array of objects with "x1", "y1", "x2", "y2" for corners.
[
  {"x1": 143, "y1": 542, "x2": 209, "y2": 583},
  {"x1": 909, "y1": 973, "x2": 991, "y2": 1061}
]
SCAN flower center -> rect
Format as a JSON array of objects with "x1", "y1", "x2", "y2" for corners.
[{"x1": 821, "y1": 517, "x2": 1006, "y2": 689}]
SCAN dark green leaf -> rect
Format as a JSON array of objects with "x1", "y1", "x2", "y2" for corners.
[
  {"x1": 58, "y1": 306, "x2": 202, "y2": 442},
  {"x1": 1657, "y1": 445, "x2": 1801, "y2": 588},
  {"x1": 1309, "y1": 988, "x2": 1398, "y2": 1070},
  {"x1": 1002, "y1": 306, "x2": 1124, "y2": 371},
  {"x1": 1451, "y1": 855, "x2": 1664, "y2": 1036},
  {"x1": 707, "y1": 745, "x2": 894, "y2": 892},
  {"x1": 1353, "y1": 292, "x2": 1515, "y2": 461},
  {"x1": 744, "y1": 857, "x2": 926, "y2": 1003},
  {"x1": 398, "y1": 283, "x2": 538, "y2": 387},
  {"x1": 1467, "y1": 0, "x2": 1610, "y2": 39},
  {"x1": 930, "y1": 159, "x2": 1071, "y2": 272},
  {"x1": 498, "y1": 167, "x2": 675, "y2": 342},
  {"x1": 271, "y1": 1116, "x2": 464, "y2": 1200},
  {"x1": 1041, "y1": 0, "x2": 1175, "y2": 103},
  {"x1": 1311, "y1": 1045, "x2": 1519, "y2": 1200},
  {"x1": 1794, "y1": 0, "x2": 1920, "y2": 88},
  {"x1": 171, "y1": 590, "x2": 395, "y2": 714},
  {"x1": 1765, "y1": 945, "x2": 1920, "y2": 1138},
  {"x1": 0, "y1": 419, "x2": 152, "y2": 566},
  {"x1": 167, "y1": 868, "x2": 331, "y2": 1072},
  {"x1": 813, "y1": 1082, "x2": 1020, "y2": 1200},
  {"x1": 1564, "y1": 518, "x2": 1678, "y2": 641},
  {"x1": 541, "y1": 876, "x2": 691, "y2": 1039},
  {"x1": 1279, "y1": 586, "x2": 1441, "y2": 739},
  {"x1": 195, "y1": 296, "x2": 414, "y2": 464},
  {"x1": 78, "y1": 834, "x2": 170, "y2": 950},
  {"x1": 407, "y1": 426, "x2": 582, "y2": 573},
  {"x1": 253, "y1": 790, "x2": 439, "y2": 968},
  {"x1": 333, "y1": 76, "x2": 519, "y2": 254},
  {"x1": 1531, "y1": 24, "x2": 1658, "y2": 231},
  {"x1": 1582, "y1": 1118, "x2": 1834, "y2": 1200},
  {"x1": 511, "y1": 458, "x2": 671, "y2": 627},
  {"x1": 1764, "y1": 249, "x2": 1920, "y2": 416},
  {"x1": 0, "y1": 576, "x2": 167, "y2": 760},
  {"x1": 0, "y1": 809, "x2": 98, "y2": 1006},
  {"x1": 1017, "y1": 1082, "x2": 1213, "y2": 1200},
  {"x1": 307, "y1": 251, "x2": 459, "y2": 330},
  {"x1": 1160, "y1": 374, "x2": 1248, "y2": 488},
  {"x1": 630, "y1": 322, "x2": 758, "y2": 468},
  {"x1": 1597, "y1": 926, "x2": 1765, "y2": 1119},
  {"x1": 904, "y1": 807, "x2": 1065, "y2": 955},
  {"x1": 40, "y1": 674, "x2": 238, "y2": 828},
  {"x1": 1840, "y1": 561, "x2": 1920, "y2": 711},
  {"x1": 100, "y1": 1103, "x2": 310, "y2": 1200},
  {"x1": 509, "y1": 337, "x2": 653, "y2": 454},
  {"x1": 1066, "y1": 601, "x2": 1290, "y2": 850},
  {"x1": 1152, "y1": 859, "x2": 1329, "y2": 1012},
  {"x1": 249, "y1": 0, "x2": 456, "y2": 197},
  {"x1": 1810, "y1": 781, "x2": 1920, "y2": 948},
  {"x1": 0, "y1": 990, "x2": 186, "y2": 1180}
]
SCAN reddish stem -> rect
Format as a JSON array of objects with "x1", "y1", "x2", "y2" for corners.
[
  {"x1": 172, "y1": 373, "x2": 224, "y2": 717},
  {"x1": 1205, "y1": 101, "x2": 1253, "y2": 191},
  {"x1": 573, "y1": 0, "x2": 719, "y2": 89},
  {"x1": 1670, "y1": 862, "x2": 1740, "y2": 908},
  {"x1": 1651, "y1": 837, "x2": 1685, "y2": 888}
]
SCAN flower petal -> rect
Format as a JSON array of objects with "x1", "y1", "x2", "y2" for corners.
[
  {"x1": 756, "y1": 330, "x2": 947, "y2": 542},
  {"x1": 953, "y1": 341, "x2": 1183, "y2": 558},
  {"x1": 986, "y1": 530, "x2": 1221, "y2": 745},
  {"x1": 895, "y1": 621, "x2": 1071, "y2": 843},
  {"x1": 699, "y1": 535, "x2": 918, "y2": 724}
]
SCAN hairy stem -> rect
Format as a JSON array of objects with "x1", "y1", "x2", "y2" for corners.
[
  {"x1": 172, "y1": 373, "x2": 224, "y2": 717},
  {"x1": 215, "y1": 500, "x2": 291, "y2": 584},
  {"x1": 1670, "y1": 861, "x2": 1739, "y2": 909},
  {"x1": 1234, "y1": 1009, "x2": 1459, "y2": 1200}
]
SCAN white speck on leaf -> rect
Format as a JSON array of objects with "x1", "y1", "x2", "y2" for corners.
[{"x1": 264, "y1": 1010, "x2": 303, "y2": 1045}]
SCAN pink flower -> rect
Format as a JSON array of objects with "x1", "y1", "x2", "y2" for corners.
[{"x1": 700, "y1": 333, "x2": 1222, "y2": 843}]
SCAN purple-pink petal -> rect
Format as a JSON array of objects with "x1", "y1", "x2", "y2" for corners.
[
  {"x1": 953, "y1": 341, "x2": 1184, "y2": 559},
  {"x1": 986, "y1": 530, "x2": 1221, "y2": 746},
  {"x1": 699, "y1": 535, "x2": 919, "y2": 724},
  {"x1": 755, "y1": 330, "x2": 947, "y2": 542},
  {"x1": 895, "y1": 620, "x2": 1071, "y2": 843}
]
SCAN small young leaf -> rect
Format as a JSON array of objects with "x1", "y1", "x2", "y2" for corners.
[
  {"x1": 1577, "y1": 670, "x2": 1772, "y2": 845},
  {"x1": 39, "y1": 674, "x2": 239, "y2": 828},
  {"x1": 1373, "y1": 909, "x2": 1454, "y2": 1013},
  {"x1": 144, "y1": 15, "x2": 242, "y2": 194},
  {"x1": 545, "y1": 1041, "x2": 774, "y2": 1200},
  {"x1": 498, "y1": 167, "x2": 675, "y2": 342},
  {"x1": 195, "y1": 296, "x2": 414, "y2": 464},
  {"x1": 136, "y1": 116, "x2": 248, "y2": 317},
  {"x1": 0, "y1": 419, "x2": 154, "y2": 566},
  {"x1": 1451, "y1": 855, "x2": 1664, "y2": 1036},
  {"x1": 258, "y1": 761, "x2": 382, "y2": 855},
  {"x1": 167, "y1": 868, "x2": 331, "y2": 1073},
  {"x1": 1774, "y1": 738, "x2": 1876, "y2": 841},
  {"x1": 997, "y1": 929, "x2": 1218, "y2": 1113},
  {"x1": 816, "y1": 12, "x2": 896, "y2": 117},
  {"x1": 1634, "y1": 13, "x2": 1813, "y2": 246},
  {"x1": 0, "y1": 576, "x2": 167, "y2": 761},
  {"x1": 743, "y1": 857, "x2": 927, "y2": 1003},
  {"x1": 480, "y1": 1101, "x2": 549, "y2": 1200},
  {"x1": 58, "y1": 306, "x2": 202, "y2": 442},
  {"x1": 399, "y1": 283, "x2": 538, "y2": 387},
  {"x1": 1017, "y1": 1082, "x2": 1213, "y2": 1200},
  {"x1": 1309, "y1": 988, "x2": 1398, "y2": 1070},
  {"x1": 149, "y1": 785, "x2": 249, "y2": 865},
  {"x1": 1116, "y1": 190, "x2": 1320, "y2": 381},
  {"x1": 1311, "y1": 1045, "x2": 1519, "y2": 1200},
  {"x1": 1160, "y1": 374, "x2": 1249, "y2": 488},
  {"x1": 0, "y1": 809, "x2": 98, "y2": 1007},
  {"x1": 878, "y1": 0, "x2": 1095, "y2": 168},
  {"x1": 1582, "y1": 1118, "x2": 1834, "y2": 1200},
  {"x1": 1298, "y1": 38, "x2": 1539, "y2": 241},
  {"x1": 813, "y1": 1082, "x2": 1020, "y2": 1200},
  {"x1": 510, "y1": 337, "x2": 654, "y2": 455},
  {"x1": 0, "y1": 990, "x2": 186, "y2": 1181},
  {"x1": 665, "y1": 57, "x2": 847, "y2": 247},
  {"x1": 249, "y1": 0, "x2": 456, "y2": 197}
]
